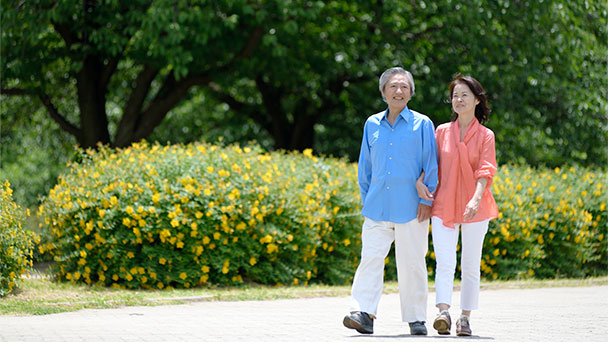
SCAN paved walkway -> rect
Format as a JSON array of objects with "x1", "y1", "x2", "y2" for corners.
[{"x1": 1, "y1": 285, "x2": 606, "y2": 342}]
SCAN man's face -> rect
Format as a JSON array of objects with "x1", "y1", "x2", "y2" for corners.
[{"x1": 383, "y1": 74, "x2": 411, "y2": 109}]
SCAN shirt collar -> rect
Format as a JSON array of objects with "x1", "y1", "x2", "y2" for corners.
[
  {"x1": 453, "y1": 116, "x2": 481, "y2": 142},
  {"x1": 381, "y1": 106, "x2": 413, "y2": 123}
]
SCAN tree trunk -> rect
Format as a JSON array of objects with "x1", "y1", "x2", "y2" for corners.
[{"x1": 76, "y1": 56, "x2": 111, "y2": 148}]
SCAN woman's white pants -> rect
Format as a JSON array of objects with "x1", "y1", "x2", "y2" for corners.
[
  {"x1": 349, "y1": 217, "x2": 429, "y2": 322},
  {"x1": 431, "y1": 216, "x2": 489, "y2": 311}
]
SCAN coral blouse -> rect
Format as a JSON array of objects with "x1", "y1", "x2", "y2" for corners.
[{"x1": 431, "y1": 118, "x2": 499, "y2": 228}]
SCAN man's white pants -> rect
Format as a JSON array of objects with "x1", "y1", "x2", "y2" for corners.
[
  {"x1": 431, "y1": 216, "x2": 489, "y2": 311},
  {"x1": 349, "y1": 217, "x2": 429, "y2": 322}
]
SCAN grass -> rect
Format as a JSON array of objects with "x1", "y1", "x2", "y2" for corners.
[{"x1": 2, "y1": 269, "x2": 607, "y2": 316}]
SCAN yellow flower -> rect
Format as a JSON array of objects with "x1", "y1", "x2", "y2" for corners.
[
  {"x1": 249, "y1": 256, "x2": 257, "y2": 266},
  {"x1": 266, "y1": 243, "x2": 279, "y2": 254},
  {"x1": 259, "y1": 234, "x2": 273, "y2": 244},
  {"x1": 159, "y1": 258, "x2": 167, "y2": 265},
  {"x1": 179, "y1": 272, "x2": 188, "y2": 280}
]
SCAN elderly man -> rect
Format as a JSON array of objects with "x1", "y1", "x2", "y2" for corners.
[{"x1": 343, "y1": 67, "x2": 438, "y2": 336}]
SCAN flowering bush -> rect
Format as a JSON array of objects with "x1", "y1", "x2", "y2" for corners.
[
  {"x1": 38, "y1": 142, "x2": 606, "y2": 289},
  {"x1": 482, "y1": 165, "x2": 606, "y2": 279},
  {"x1": 0, "y1": 181, "x2": 36, "y2": 297},
  {"x1": 424, "y1": 165, "x2": 607, "y2": 280},
  {"x1": 38, "y1": 142, "x2": 363, "y2": 289}
]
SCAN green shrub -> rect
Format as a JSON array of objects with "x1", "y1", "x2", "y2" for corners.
[
  {"x1": 38, "y1": 141, "x2": 607, "y2": 289},
  {"x1": 424, "y1": 165, "x2": 607, "y2": 280},
  {"x1": 38, "y1": 142, "x2": 362, "y2": 289},
  {"x1": 0, "y1": 181, "x2": 36, "y2": 297}
]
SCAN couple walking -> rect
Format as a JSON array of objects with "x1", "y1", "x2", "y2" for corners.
[{"x1": 343, "y1": 67, "x2": 499, "y2": 336}]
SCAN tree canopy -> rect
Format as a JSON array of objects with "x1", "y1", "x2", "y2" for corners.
[{"x1": 1, "y1": 1, "x2": 607, "y2": 206}]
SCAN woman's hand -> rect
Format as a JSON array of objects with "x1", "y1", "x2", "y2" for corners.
[
  {"x1": 416, "y1": 177, "x2": 434, "y2": 202},
  {"x1": 463, "y1": 178, "x2": 487, "y2": 221},
  {"x1": 463, "y1": 197, "x2": 480, "y2": 221}
]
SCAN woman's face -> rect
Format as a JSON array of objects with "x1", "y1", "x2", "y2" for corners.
[
  {"x1": 451, "y1": 82, "x2": 479, "y2": 116},
  {"x1": 383, "y1": 74, "x2": 411, "y2": 109}
]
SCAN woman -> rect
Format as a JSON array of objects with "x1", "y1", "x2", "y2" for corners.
[{"x1": 416, "y1": 74, "x2": 498, "y2": 336}]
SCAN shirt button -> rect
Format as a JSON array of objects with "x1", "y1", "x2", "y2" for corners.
[
  {"x1": 389, "y1": 157, "x2": 392, "y2": 160},
  {"x1": 388, "y1": 172, "x2": 391, "y2": 175},
  {"x1": 392, "y1": 129, "x2": 395, "y2": 132},
  {"x1": 389, "y1": 142, "x2": 393, "y2": 146},
  {"x1": 386, "y1": 186, "x2": 390, "y2": 190}
]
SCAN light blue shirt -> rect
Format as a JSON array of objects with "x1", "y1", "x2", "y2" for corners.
[{"x1": 358, "y1": 106, "x2": 439, "y2": 223}]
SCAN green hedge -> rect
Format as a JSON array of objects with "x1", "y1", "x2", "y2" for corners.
[
  {"x1": 38, "y1": 142, "x2": 607, "y2": 289},
  {"x1": 38, "y1": 142, "x2": 362, "y2": 289},
  {"x1": 0, "y1": 181, "x2": 36, "y2": 297},
  {"x1": 478, "y1": 165, "x2": 606, "y2": 279},
  {"x1": 409, "y1": 165, "x2": 607, "y2": 282}
]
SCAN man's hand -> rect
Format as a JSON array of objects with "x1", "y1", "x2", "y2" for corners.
[{"x1": 417, "y1": 203, "x2": 432, "y2": 222}]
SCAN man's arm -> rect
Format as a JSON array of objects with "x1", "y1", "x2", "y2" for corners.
[
  {"x1": 357, "y1": 121, "x2": 372, "y2": 207},
  {"x1": 416, "y1": 119, "x2": 438, "y2": 222},
  {"x1": 420, "y1": 119, "x2": 438, "y2": 205}
]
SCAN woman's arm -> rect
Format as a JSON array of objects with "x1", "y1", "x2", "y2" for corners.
[
  {"x1": 416, "y1": 171, "x2": 434, "y2": 201},
  {"x1": 463, "y1": 177, "x2": 487, "y2": 221}
]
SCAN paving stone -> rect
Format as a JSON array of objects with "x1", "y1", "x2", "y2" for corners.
[{"x1": 0, "y1": 286, "x2": 605, "y2": 341}]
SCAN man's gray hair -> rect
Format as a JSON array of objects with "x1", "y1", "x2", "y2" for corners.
[{"x1": 379, "y1": 67, "x2": 415, "y2": 101}]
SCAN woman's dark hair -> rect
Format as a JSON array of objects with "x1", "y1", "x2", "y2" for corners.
[{"x1": 448, "y1": 73, "x2": 491, "y2": 124}]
